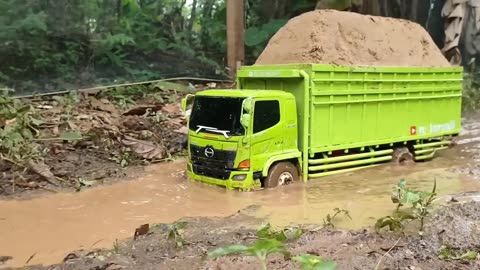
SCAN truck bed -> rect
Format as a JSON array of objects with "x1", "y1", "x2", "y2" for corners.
[{"x1": 238, "y1": 64, "x2": 463, "y2": 178}]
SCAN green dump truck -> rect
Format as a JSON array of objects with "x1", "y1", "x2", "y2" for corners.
[{"x1": 182, "y1": 64, "x2": 463, "y2": 190}]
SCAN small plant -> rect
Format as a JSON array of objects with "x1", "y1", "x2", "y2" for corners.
[
  {"x1": 376, "y1": 179, "x2": 437, "y2": 235},
  {"x1": 375, "y1": 210, "x2": 415, "y2": 233},
  {"x1": 208, "y1": 238, "x2": 290, "y2": 270},
  {"x1": 293, "y1": 254, "x2": 337, "y2": 270},
  {"x1": 256, "y1": 223, "x2": 303, "y2": 242},
  {"x1": 438, "y1": 245, "x2": 478, "y2": 261},
  {"x1": 167, "y1": 221, "x2": 187, "y2": 248},
  {"x1": 113, "y1": 239, "x2": 120, "y2": 254},
  {"x1": 323, "y1": 208, "x2": 352, "y2": 228},
  {"x1": 114, "y1": 150, "x2": 132, "y2": 168}
]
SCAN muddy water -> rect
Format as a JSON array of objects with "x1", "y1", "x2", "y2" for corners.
[{"x1": 1, "y1": 150, "x2": 480, "y2": 268}]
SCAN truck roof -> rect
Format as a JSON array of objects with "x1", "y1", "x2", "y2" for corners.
[{"x1": 196, "y1": 89, "x2": 293, "y2": 99}]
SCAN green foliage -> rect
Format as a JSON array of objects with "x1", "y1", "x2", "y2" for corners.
[
  {"x1": 208, "y1": 222, "x2": 337, "y2": 270},
  {"x1": 323, "y1": 208, "x2": 352, "y2": 228},
  {"x1": 376, "y1": 179, "x2": 437, "y2": 235},
  {"x1": 256, "y1": 223, "x2": 303, "y2": 242},
  {"x1": 0, "y1": 92, "x2": 42, "y2": 164},
  {"x1": 293, "y1": 254, "x2": 338, "y2": 270},
  {"x1": 245, "y1": 19, "x2": 287, "y2": 47},
  {"x1": 1, "y1": 0, "x2": 226, "y2": 94},
  {"x1": 208, "y1": 238, "x2": 290, "y2": 270},
  {"x1": 438, "y1": 245, "x2": 478, "y2": 261},
  {"x1": 167, "y1": 221, "x2": 188, "y2": 248},
  {"x1": 244, "y1": 19, "x2": 288, "y2": 58},
  {"x1": 375, "y1": 211, "x2": 415, "y2": 233}
]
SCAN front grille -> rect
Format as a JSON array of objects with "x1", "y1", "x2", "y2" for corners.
[
  {"x1": 190, "y1": 144, "x2": 236, "y2": 180},
  {"x1": 190, "y1": 144, "x2": 236, "y2": 169},
  {"x1": 192, "y1": 164, "x2": 231, "y2": 180}
]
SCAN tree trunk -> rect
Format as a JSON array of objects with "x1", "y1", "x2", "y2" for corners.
[
  {"x1": 261, "y1": 0, "x2": 278, "y2": 22},
  {"x1": 187, "y1": 0, "x2": 198, "y2": 44},
  {"x1": 200, "y1": 0, "x2": 216, "y2": 52},
  {"x1": 116, "y1": 0, "x2": 122, "y2": 19},
  {"x1": 409, "y1": 0, "x2": 419, "y2": 22},
  {"x1": 362, "y1": 0, "x2": 381, "y2": 15},
  {"x1": 379, "y1": 0, "x2": 390, "y2": 17}
]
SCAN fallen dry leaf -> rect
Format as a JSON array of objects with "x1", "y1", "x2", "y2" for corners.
[
  {"x1": 168, "y1": 118, "x2": 183, "y2": 126},
  {"x1": 67, "y1": 120, "x2": 78, "y2": 130},
  {"x1": 93, "y1": 114, "x2": 120, "y2": 133},
  {"x1": 28, "y1": 160, "x2": 61, "y2": 186},
  {"x1": 121, "y1": 136, "x2": 166, "y2": 160},
  {"x1": 89, "y1": 97, "x2": 117, "y2": 114},
  {"x1": 75, "y1": 114, "x2": 93, "y2": 121},
  {"x1": 52, "y1": 125, "x2": 60, "y2": 135},
  {"x1": 36, "y1": 105, "x2": 54, "y2": 110},
  {"x1": 174, "y1": 126, "x2": 188, "y2": 134},
  {"x1": 122, "y1": 105, "x2": 162, "y2": 116},
  {"x1": 161, "y1": 103, "x2": 181, "y2": 114}
]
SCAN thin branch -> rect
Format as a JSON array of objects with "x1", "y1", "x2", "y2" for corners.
[{"x1": 374, "y1": 237, "x2": 402, "y2": 270}]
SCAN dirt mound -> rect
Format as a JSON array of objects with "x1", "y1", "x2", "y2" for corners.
[{"x1": 256, "y1": 10, "x2": 450, "y2": 67}]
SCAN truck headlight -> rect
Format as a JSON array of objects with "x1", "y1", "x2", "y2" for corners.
[{"x1": 232, "y1": 174, "x2": 247, "y2": 181}]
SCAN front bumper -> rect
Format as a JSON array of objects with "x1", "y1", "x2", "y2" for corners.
[{"x1": 187, "y1": 162, "x2": 261, "y2": 191}]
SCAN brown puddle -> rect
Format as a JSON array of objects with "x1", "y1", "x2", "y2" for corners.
[{"x1": 1, "y1": 149, "x2": 480, "y2": 268}]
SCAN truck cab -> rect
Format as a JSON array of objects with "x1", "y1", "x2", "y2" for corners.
[{"x1": 183, "y1": 89, "x2": 302, "y2": 190}]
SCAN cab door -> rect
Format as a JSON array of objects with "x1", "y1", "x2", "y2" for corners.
[{"x1": 250, "y1": 99, "x2": 284, "y2": 173}]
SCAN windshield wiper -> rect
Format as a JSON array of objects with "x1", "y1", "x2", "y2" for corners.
[{"x1": 196, "y1": 125, "x2": 230, "y2": 139}]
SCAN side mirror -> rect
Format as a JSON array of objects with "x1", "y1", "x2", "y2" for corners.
[
  {"x1": 242, "y1": 98, "x2": 253, "y2": 113},
  {"x1": 240, "y1": 113, "x2": 251, "y2": 129},
  {"x1": 181, "y1": 98, "x2": 187, "y2": 112},
  {"x1": 181, "y1": 94, "x2": 194, "y2": 112}
]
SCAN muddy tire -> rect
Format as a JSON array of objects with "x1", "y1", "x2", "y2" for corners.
[
  {"x1": 263, "y1": 162, "x2": 299, "y2": 189},
  {"x1": 392, "y1": 147, "x2": 414, "y2": 165}
]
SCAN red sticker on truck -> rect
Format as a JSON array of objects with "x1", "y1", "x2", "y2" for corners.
[{"x1": 410, "y1": 126, "x2": 417, "y2": 135}]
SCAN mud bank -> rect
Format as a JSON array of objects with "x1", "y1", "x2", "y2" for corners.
[{"x1": 13, "y1": 198, "x2": 480, "y2": 270}]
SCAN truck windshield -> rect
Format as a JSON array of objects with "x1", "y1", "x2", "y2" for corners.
[{"x1": 189, "y1": 96, "x2": 245, "y2": 136}]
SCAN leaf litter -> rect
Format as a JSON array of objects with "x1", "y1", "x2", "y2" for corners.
[{"x1": 0, "y1": 81, "x2": 228, "y2": 198}]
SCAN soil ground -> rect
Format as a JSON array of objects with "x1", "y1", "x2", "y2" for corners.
[{"x1": 13, "y1": 198, "x2": 480, "y2": 270}]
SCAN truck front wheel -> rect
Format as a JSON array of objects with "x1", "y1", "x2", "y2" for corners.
[{"x1": 264, "y1": 162, "x2": 299, "y2": 188}]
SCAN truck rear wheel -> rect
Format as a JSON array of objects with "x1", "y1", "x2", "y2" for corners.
[
  {"x1": 264, "y1": 162, "x2": 299, "y2": 188},
  {"x1": 392, "y1": 147, "x2": 413, "y2": 165}
]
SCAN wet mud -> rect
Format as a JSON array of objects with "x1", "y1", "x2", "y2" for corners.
[{"x1": 15, "y1": 199, "x2": 480, "y2": 270}]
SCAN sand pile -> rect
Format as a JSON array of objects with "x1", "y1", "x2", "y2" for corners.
[{"x1": 256, "y1": 10, "x2": 450, "y2": 67}]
